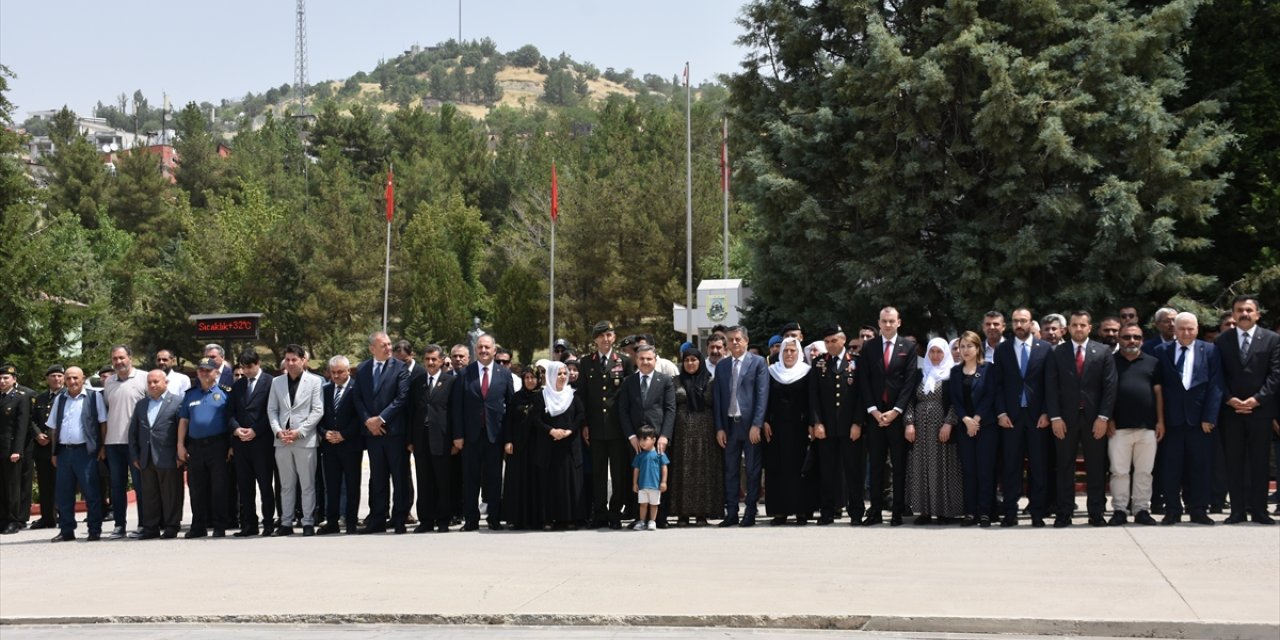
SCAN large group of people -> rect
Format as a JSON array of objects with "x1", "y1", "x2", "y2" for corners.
[{"x1": 0, "y1": 295, "x2": 1276, "y2": 542}]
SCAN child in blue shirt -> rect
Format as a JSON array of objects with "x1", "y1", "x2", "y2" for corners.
[{"x1": 631, "y1": 425, "x2": 670, "y2": 531}]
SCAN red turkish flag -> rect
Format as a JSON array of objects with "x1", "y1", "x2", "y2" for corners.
[
  {"x1": 384, "y1": 167, "x2": 394, "y2": 222},
  {"x1": 551, "y1": 163, "x2": 559, "y2": 222}
]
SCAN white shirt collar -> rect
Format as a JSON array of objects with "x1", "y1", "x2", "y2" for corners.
[{"x1": 1072, "y1": 339, "x2": 1089, "y2": 351}]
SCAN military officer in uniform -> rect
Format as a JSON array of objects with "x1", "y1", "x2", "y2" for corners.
[
  {"x1": 808, "y1": 326, "x2": 865, "y2": 525},
  {"x1": 178, "y1": 357, "x2": 233, "y2": 538},
  {"x1": 1, "y1": 364, "x2": 34, "y2": 534},
  {"x1": 28, "y1": 365, "x2": 64, "y2": 529},
  {"x1": 580, "y1": 321, "x2": 636, "y2": 529}
]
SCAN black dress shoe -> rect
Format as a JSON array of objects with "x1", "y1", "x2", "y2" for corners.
[
  {"x1": 162, "y1": 527, "x2": 179, "y2": 539},
  {"x1": 815, "y1": 515, "x2": 834, "y2": 526},
  {"x1": 655, "y1": 519, "x2": 669, "y2": 529},
  {"x1": 1031, "y1": 516, "x2": 1045, "y2": 528},
  {"x1": 212, "y1": 529, "x2": 226, "y2": 538},
  {"x1": 1000, "y1": 515, "x2": 1017, "y2": 528},
  {"x1": 770, "y1": 516, "x2": 787, "y2": 526},
  {"x1": 393, "y1": 524, "x2": 408, "y2": 534},
  {"x1": 413, "y1": 524, "x2": 432, "y2": 533},
  {"x1": 302, "y1": 526, "x2": 315, "y2": 537},
  {"x1": 1088, "y1": 515, "x2": 1107, "y2": 527},
  {"x1": 1161, "y1": 514, "x2": 1181, "y2": 525},
  {"x1": 1134, "y1": 511, "x2": 1158, "y2": 526},
  {"x1": 359, "y1": 524, "x2": 388, "y2": 534},
  {"x1": 261, "y1": 525, "x2": 276, "y2": 537},
  {"x1": 317, "y1": 524, "x2": 341, "y2": 535},
  {"x1": 717, "y1": 517, "x2": 739, "y2": 528},
  {"x1": 184, "y1": 528, "x2": 208, "y2": 539},
  {"x1": 50, "y1": 532, "x2": 75, "y2": 542},
  {"x1": 740, "y1": 515, "x2": 756, "y2": 527},
  {"x1": 1053, "y1": 517, "x2": 1070, "y2": 528},
  {"x1": 487, "y1": 520, "x2": 504, "y2": 531},
  {"x1": 913, "y1": 515, "x2": 932, "y2": 526},
  {"x1": 796, "y1": 516, "x2": 809, "y2": 526},
  {"x1": 272, "y1": 526, "x2": 294, "y2": 537},
  {"x1": 2, "y1": 523, "x2": 21, "y2": 535},
  {"x1": 1223, "y1": 513, "x2": 1247, "y2": 525},
  {"x1": 1190, "y1": 513, "x2": 1215, "y2": 525},
  {"x1": 1108, "y1": 511, "x2": 1127, "y2": 527},
  {"x1": 861, "y1": 515, "x2": 883, "y2": 526},
  {"x1": 960, "y1": 515, "x2": 977, "y2": 527},
  {"x1": 233, "y1": 527, "x2": 259, "y2": 538},
  {"x1": 889, "y1": 514, "x2": 903, "y2": 527},
  {"x1": 137, "y1": 529, "x2": 161, "y2": 540},
  {"x1": 436, "y1": 523, "x2": 449, "y2": 533},
  {"x1": 978, "y1": 515, "x2": 991, "y2": 528},
  {"x1": 86, "y1": 531, "x2": 101, "y2": 541},
  {"x1": 1251, "y1": 513, "x2": 1276, "y2": 525},
  {"x1": 30, "y1": 519, "x2": 55, "y2": 530},
  {"x1": 461, "y1": 521, "x2": 480, "y2": 531}
]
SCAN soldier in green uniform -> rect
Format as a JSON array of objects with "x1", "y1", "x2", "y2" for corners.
[
  {"x1": 28, "y1": 365, "x2": 64, "y2": 529},
  {"x1": 0, "y1": 364, "x2": 34, "y2": 534},
  {"x1": 579, "y1": 321, "x2": 636, "y2": 529},
  {"x1": 807, "y1": 325, "x2": 866, "y2": 526}
]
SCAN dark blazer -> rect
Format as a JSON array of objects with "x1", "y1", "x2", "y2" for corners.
[
  {"x1": 617, "y1": 370, "x2": 677, "y2": 440},
  {"x1": 128, "y1": 392, "x2": 182, "y2": 469},
  {"x1": 353, "y1": 357, "x2": 411, "y2": 437},
  {"x1": 807, "y1": 351, "x2": 862, "y2": 433},
  {"x1": 229, "y1": 371, "x2": 274, "y2": 443},
  {"x1": 712, "y1": 352, "x2": 770, "y2": 434},
  {"x1": 992, "y1": 337, "x2": 1053, "y2": 421},
  {"x1": 858, "y1": 335, "x2": 920, "y2": 414},
  {"x1": 1, "y1": 385, "x2": 32, "y2": 457},
  {"x1": 1142, "y1": 336, "x2": 1175, "y2": 357},
  {"x1": 1215, "y1": 327, "x2": 1280, "y2": 422},
  {"x1": 320, "y1": 380, "x2": 361, "y2": 447},
  {"x1": 409, "y1": 370, "x2": 455, "y2": 456},
  {"x1": 949, "y1": 362, "x2": 996, "y2": 427},
  {"x1": 1157, "y1": 340, "x2": 1224, "y2": 427},
  {"x1": 1045, "y1": 339, "x2": 1118, "y2": 425},
  {"x1": 450, "y1": 361, "x2": 514, "y2": 444}
]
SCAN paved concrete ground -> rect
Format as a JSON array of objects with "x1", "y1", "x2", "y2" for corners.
[
  {"x1": 0, "y1": 624, "x2": 1214, "y2": 640},
  {"x1": 2, "y1": 496, "x2": 1277, "y2": 638}
]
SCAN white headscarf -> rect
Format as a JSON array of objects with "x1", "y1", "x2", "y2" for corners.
[
  {"x1": 921, "y1": 337, "x2": 955, "y2": 394},
  {"x1": 540, "y1": 360, "x2": 574, "y2": 417},
  {"x1": 804, "y1": 340, "x2": 827, "y2": 365},
  {"x1": 768, "y1": 337, "x2": 811, "y2": 385}
]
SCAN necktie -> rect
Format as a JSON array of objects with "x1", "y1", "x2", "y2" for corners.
[
  {"x1": 1019, "y1": 342, "x2": 1029, "y2": 407},
  {"x1": 1240, "y1": 331, "x2": 1251, "y2": 364},
  {"x1": 481, "y1": 366, "x2": 490, "y2": 398},
  {"x1": 641, "y1": 374, "x2": 650, "y2": 400},
  {"x1": 1176, "y1": 346, "x2": 1187, "y2": 374},
  {"x1": 427, "y1": 375, "x2": 434, "y2": 392},
  {"x1": 334, "y1": 384, "x2": 344, "y2": 407},
  {"x1": 247, "y1": 376, "x2": 256, "y2": 396},
  {"x1": 373, "y1": 361, "x2": 383, "y2": 393},
  {"x1": 882, "y1": 340, "x2": 892, "y2": 403},
  {"x1": 729, "y1": 359, "x2": 741, "y2": 418},
  {"x1": 1075, "y1": 345, "x2": 1084, "y2": 377}
]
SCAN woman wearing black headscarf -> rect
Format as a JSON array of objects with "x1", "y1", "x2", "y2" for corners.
[
  {"x1": 668, "y1": 349, "x2": 724, "y2": 525},
  {"x1": 501, "y1": 367, "x2": 542, "y2": 530}
]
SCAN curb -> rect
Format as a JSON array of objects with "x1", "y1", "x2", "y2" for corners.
[{"x1": 2, "y1": 613, "x2": 1276, "y2": 639}]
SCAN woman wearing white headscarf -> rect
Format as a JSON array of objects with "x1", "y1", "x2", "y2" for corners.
[
  {"x1": 533, "y1": 360, "x2": 585, "y2": 529},
  {"x1": 762, "y1": 337, "x2": 814, "y2": 525},
  {"x1": 903, "y1": 337, "x2": 964, "y2": 524}
]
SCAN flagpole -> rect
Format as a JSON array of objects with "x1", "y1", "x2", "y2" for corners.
[
  {"x1": 685, "y1": 62, "x2": 693, "y2": 344},
  {"x1": 382, "y1": 164, "x2": 393, "y2": 333},
  {"x1": 722, "y1": 116, "x2": 729, "y2": 279}
]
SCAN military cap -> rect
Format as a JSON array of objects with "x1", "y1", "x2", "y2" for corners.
[{"x1": 591, "y1": 321, "x2": 615, "y2": 337}]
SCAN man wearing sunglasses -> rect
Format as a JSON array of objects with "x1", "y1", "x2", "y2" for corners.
[{"x1": 1108, "y1": 324, "x2": 1163, "y2": 526}]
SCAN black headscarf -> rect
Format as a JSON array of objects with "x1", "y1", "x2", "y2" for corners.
[{"x1": 678, "y1": 348, "x2": 711, "y2": 412}]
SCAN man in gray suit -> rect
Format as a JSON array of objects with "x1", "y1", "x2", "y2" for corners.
[
  {"x1": 128, "y1": 370, "x2": 184, "y2": 539},
  {"x1": 618, "y1": 345, "x2": 677, "y2": 528},
  {"x1": 267, "y1": 344, "x2": 325, "y2": 536},
  {"x1": 713, "y1": 326, "x2": 770, "y2": 527}
]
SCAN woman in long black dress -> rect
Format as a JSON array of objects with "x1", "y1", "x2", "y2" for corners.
[
  {"x1": 763, "y1": 337, "x2": 813, "y2": 525},
  {"x1": 501, "y1": 368, "x2": 542, "y2": 530},
  {"x1": 534, "y1": 360, "x2": 585, "y2": 529},
  {"x1": 668, "y1": 349, "x2": 723, "y2": 525}
]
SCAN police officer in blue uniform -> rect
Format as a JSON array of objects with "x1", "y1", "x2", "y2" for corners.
[{"x1": 178, "y1": 357, "x2": 233, "y2": 538}]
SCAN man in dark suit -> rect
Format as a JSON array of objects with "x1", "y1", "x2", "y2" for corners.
[
  {"x1": 451, "y1": 334, "x2": 513, "y2": 531},
  {"x1": 857, "y1": 307, "x2": 920, "y2": 526},
  {"x1": 579, "y1": 321, "x2": 635, "y2": 529},
  {"x1": 353, "y1": 331, "x2": 411, "y2": 534},
  {"x1": 993, "y1": 308, "x2": 1054, "y2": 527},
  {"x1": 808, "y1": 325, "x2": 864, "y2": 526},
  {"x1": 1215, "y1": 295, "x2": 1280, "y2": 525},
  {"x1": 228, "y1": 349, "x2": 275, "y2": 537},
  {"x1": 1158, "y1": 313, "x2": 1223, "y2": 525},
  {"x1": 618, "y1": 345, "x2": 676, "y2": 527},
  {"x1": 0, "y1": 364, "x2": 33, "y2": 535},
  {"x1": 318, "y1": 356, "x2": 360, "y2": 534},
  {"x1": 1046, "y1": 310, "x2": 1118, "y2": 527},
  {"x1": 1141, "y1": 307, "x2": 1178, "y2": 356},
  {"x1": 713, "y1": 325, "x2": 770, "y2": 527},
  {"x1": 408, "y1": 344, "x2": 456, "y2": 533},
  {"x1": 128, "y1": 370, "x2": 185, "y2": 539},
  {"x1": 392, "y1": 339, "x2": 426, "y2": 521}
]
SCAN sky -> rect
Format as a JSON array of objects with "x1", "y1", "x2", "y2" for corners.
[{"x1": 1, "y1": 0, "x2": 754, "y2": 118}]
